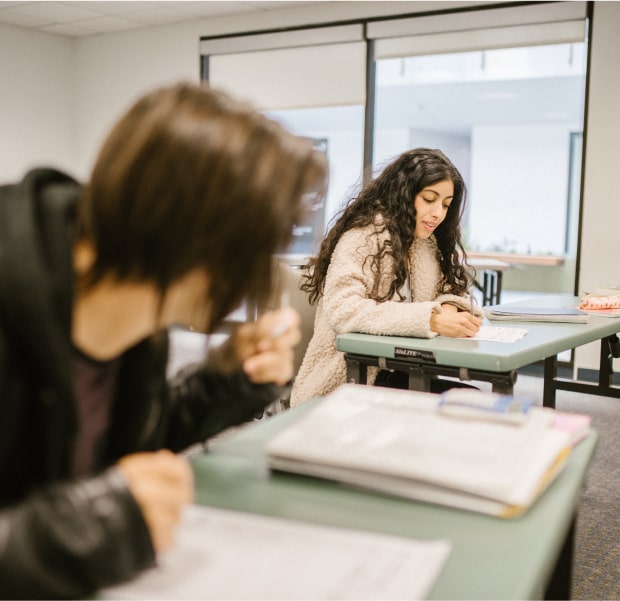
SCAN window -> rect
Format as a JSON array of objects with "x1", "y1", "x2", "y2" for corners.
[
  {"x1": 202, "y1": 27, "x2": 367, "y2": 256},
  {"x1": 200, "y1": 1, "x2": 590, "y2": 295},
  {"x1": 373, "y1": 41, "x2": 588, "y2": 257}
]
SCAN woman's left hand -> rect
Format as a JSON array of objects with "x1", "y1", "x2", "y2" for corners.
[{"x1": 234, "y1": 307, "x2": 301, "y2": 385}]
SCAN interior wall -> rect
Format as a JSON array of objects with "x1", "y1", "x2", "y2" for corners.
[
  {"x1": 0, "y1": 23, "x2": 75, "y2": 182},
  {"x1": 574, "y1": 1, "x2": 620, "y2": 374}
]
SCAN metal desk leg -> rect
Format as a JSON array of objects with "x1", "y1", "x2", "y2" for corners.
[
  {"x1": 407, "y1": 366, "x2": 432, "y2": 392},
  {"x1": 544, "y1": 517, "x2": 575, "y2": 600},
  {"x1": 491, "y1": 379, "x2": 513, "y2": 395},
  {"x1": 482, "y1": 271, "x2": 490, "y2": 305},
  {"x1": 495, "y1": 271, "x2": 503, "y2": 304},
  {"x1": 543, "y1": 356, "x2": 558, "y2": 409},
  {"x1": 346, "y1": 357, "x2": 367, "y2": 385},
  {"x1": 599, "y1": 334, "x2": 615, "y2": 389}
]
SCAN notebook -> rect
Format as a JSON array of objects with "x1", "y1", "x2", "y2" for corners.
[
  {"x1": 266, "y1": 385, "x2": 574, "y2": 518},
  {"x1": 485, "y1": 305, "x2": 588, "y2": 323}
]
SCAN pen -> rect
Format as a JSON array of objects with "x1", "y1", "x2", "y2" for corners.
[
  {"x1": 269, "y1": 289, "x2": 290, "y2": 338},
  {"x1": 469, "y1": 289, "x2": 477, "y2": 315}
]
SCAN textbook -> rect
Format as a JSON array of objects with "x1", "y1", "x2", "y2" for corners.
[
  {"x1": 485, "y1": 305, "x2": 589, "y2": 323},
  {"x1": 266, "y1": 385, "x2": 573, "y2": 518}
]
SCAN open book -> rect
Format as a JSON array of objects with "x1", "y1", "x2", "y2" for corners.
[
  {"x1": 485, "y1": 305, "x2": 588, "y2": 323},
  {"x1": 266, "y1": 385, "x2": 574, "y2": 518}
]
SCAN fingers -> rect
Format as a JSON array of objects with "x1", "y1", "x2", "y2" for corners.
[
  {"x1": 253, "y1": 308, "x2": 301, "y2": 351},
  {"x1": 117, "y1": 450, "x2": 194, "y2": 553},
  {"x1": 234, "y1": 308, "x2": 301, "y2": 385},
  {"x1": 244, "y1": 345, "x2": 295, "y2": 385},
  {"x1": 431, "y1": 311, "x2": 482, "y2": 338},
  {"x1": 459, "y1": 313, "x2": 483, "y2": 337}
]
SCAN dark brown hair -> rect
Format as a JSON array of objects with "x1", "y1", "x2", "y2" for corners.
[
  {"x1": 79, "y1": 82, "x2": 327, "y2": 331},
  {"x1": 303, "y1": 148, "x2": 470, "y2": 304}
]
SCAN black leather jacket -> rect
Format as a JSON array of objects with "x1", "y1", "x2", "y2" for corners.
[{"x1": 0, "y1": 169, "x2": 283, "y2": 598}]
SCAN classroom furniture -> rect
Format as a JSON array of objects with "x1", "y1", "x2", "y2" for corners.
[
  {"x1": 337, "y1": 294, "x2": 620, "y2": 409},
  {"x1": 192, "y1": 401, "x2": 598, "y2": 600},
  {"x1": 467, "y1": 251, "x2": 565, "y2": 267},
  {"x1": 469, "y1": 257, "x2": 511, "y2": 305}
]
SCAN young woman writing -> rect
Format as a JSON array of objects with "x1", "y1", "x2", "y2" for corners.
[{"x1": 291, "y1": 148, "x2": 482, "y2": 407}]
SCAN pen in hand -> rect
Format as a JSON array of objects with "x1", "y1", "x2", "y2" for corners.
[
  {"x1": 469, "y1": 289, "x2": 478, "y2": 315},
  {"x1": 269, "y1": 289, "x2": 291, "y2": 338}
]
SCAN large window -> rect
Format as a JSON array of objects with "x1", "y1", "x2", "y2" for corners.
[
  {"x1": 202, "y1": 28, "x2": 366, "y2": 256},
  {"x1": 373, "y1": 42, "x2": 587, "y2": 257},
  {"x1": 200, "y1": 1, "x2": 590, "y2": 295}
]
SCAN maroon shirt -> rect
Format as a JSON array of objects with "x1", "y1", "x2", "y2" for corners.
[{"x1": 71, "y1": 347, "x2": 121, "y2": 477}]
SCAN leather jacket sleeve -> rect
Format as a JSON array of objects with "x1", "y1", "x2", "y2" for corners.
[
  {"x1": 0, "y1": 468, "x2": 155, "y2": 600},
  {"x1": 165, "y1": 364, "x2": 289, "y2": 452}
]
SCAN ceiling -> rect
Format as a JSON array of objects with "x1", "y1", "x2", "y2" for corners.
[{"x1": 0, "y1": 1, "x2": 319, "y2": 37}]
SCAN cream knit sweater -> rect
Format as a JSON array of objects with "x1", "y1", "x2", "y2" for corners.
[{"x1": 290, "y1": 220, "x2": 481, "y2": 406}]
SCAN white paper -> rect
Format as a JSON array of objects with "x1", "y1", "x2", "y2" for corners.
[
  {"x1": 465, "y1": 325, "x2": 528, "y2": 342},
  {"x1": 266, "y1": 385, "x2": 571, "y2": 512},
  {"x1": 102, "y1": 505, "x2": 451, "y2": 600}
]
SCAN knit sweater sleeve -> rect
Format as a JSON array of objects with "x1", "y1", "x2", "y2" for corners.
[{"x1": 321, "y1": 226, "x2": 441, "y2": 339}]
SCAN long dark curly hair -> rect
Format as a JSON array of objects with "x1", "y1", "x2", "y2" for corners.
[{"x1": 302, "y1": 148, "x2": 472, "y2": 305}]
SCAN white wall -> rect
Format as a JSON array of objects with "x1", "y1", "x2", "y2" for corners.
[
  {"x1": 0, "y1": 23, "x2": 74, "y2": 182},
  {"x1": 574, "y1": 1, "x2": 620, "y2": 374}
]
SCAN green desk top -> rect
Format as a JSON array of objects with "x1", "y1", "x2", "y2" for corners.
[
  {"x1": 337, "y1": 295, "x2": 620, "y2": 372},
  {"x1": 192, "y1": 401, "x2": 598, "y2": 600}
]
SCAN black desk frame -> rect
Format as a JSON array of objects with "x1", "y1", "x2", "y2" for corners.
[
  {"x1": 474, "y1": 269, "x2": 503, "y2": 305},
  {"x1": 345, "y1": 353, "x2": 518, "y2": 394},
  {"x1": 543, "y1": 334, "x2": 620, "y2": 409},
  {"x1": 346, "y1": 334, "x2": 620, "y2": 411}
]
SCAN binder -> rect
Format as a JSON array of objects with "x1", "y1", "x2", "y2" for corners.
[
  {"x1": 266, "y1": 385, "x2": 576, "y2": 518},
  {"x1": 485, "y1": 305, "x2": 588, "y2": 323}
]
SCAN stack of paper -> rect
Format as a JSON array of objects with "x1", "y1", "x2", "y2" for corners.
[
  {"x1": 485, "y1": 305, "x2": 588, "y2": 323},
  {"x1": 103, "y1": 505, "x2": 451, "y2": 600},
  {"x1": 266, "y1": 385, "x2": 577, "y2": 518}
]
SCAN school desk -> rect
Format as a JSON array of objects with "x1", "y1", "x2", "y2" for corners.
[
  {"x1": 191, "y1": 401, "x2": 598, "y2": 600},
  {"x1": 336, "y1": 295, "x2": 620, "y2": 409}
]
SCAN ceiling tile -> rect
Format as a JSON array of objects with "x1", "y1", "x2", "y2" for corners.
[
  {"x1": 0, "y1": 1, "x2": 326, "y2": 36},
  {"x1": 121, "y1": 6, "x2": 196, "y2": 25},
  {"x1": 0, "y1": 7, "x2": 52, "y2": 27},
  {"x1": 8, "y1": 1, "x2": 102, "y2": 22}
]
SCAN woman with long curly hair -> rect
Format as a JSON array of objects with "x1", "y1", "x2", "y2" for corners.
[{"x1": 290, "y1": 148, "x2": 483, "y2": 407}]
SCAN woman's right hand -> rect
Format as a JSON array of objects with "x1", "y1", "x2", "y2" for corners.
[
  {"x1": 116, "y1": 450, "x2": 194, "y2": 553},
  {"x1": 430, "y1": 309, "x2": 482, "y2": 338}
]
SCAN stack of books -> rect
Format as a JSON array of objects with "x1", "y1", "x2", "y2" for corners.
[
  {"x1": 485, "y1": 305, "x2": 588, "y2": 323},
  {"x1": 266, "y1": 385, "x2": 589, "y2": 518}
]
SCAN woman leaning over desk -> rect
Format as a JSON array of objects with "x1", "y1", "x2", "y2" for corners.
[{"x1": 290, "y1": 148, "x2": 483, "y2": 407}]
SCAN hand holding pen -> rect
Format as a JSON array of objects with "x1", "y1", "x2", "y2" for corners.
[
  {"x1": 241, "y1": 304, "x2": 301, "y2": 385},
  {"x1": 430, "y1": 290, "x2": 482, "y2": 338},
  {"x1": 209, "y1": 287, "x2": 300, "y2": 384},
  {"x1": 469, "y1": 289, "x2": 479, "y2": 316}
]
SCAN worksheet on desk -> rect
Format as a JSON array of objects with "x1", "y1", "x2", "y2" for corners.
[
  {"x1": 102, "y1": 504, "x2": 451, "y2": 600},
  {"x1": 463, "y1": 325, "x2": 528, "y2": 343}
]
